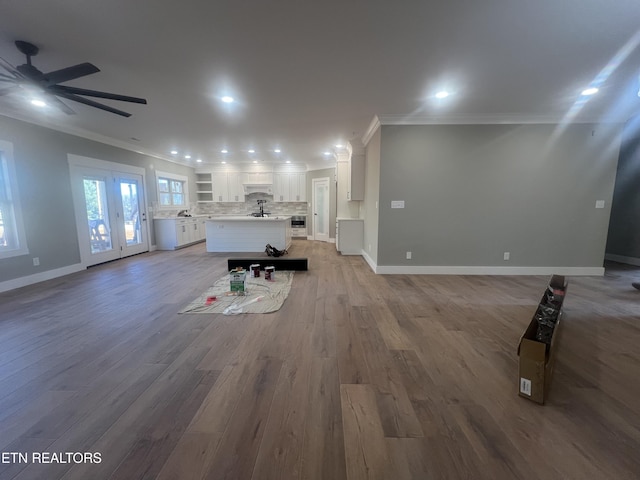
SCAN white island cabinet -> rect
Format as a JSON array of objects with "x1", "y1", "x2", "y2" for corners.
[{"x1": 206, "y1": 216, "x2": 292, "y2": 252}]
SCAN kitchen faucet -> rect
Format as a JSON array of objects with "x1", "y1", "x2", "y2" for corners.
[{"x1": 256, "y1": 199, "x2": 267, "y2": 217}]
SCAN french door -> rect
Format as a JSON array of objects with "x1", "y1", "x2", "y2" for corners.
[
  {"x1": 312, "y1": 177, "x2": 330, "y2": 242},
  {"x1": 70, "y1": 158, "x2": 149, "y2": 267}
]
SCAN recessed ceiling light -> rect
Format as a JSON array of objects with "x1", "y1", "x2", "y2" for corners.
[
  {"x1": 221, "y1": 149, "x2": 228, "y2": 154},
  {"x1": 335, "y1": 144, "x2": 344, "y2": 149},
  {"x1": 323, "y1": 151, "x2": 331, "y2": 156},
  {"x1": 435, "y1": 90, "x2": 450, "y2": 99},
  {"x1": 170, "y1": 150, "x2": 178, "y2": 155},
  {"x1": 221, "y1": 161, "x2": 226, "y2": 164},
  {"x1": 196, "y1": 159, "x2": 202, "y2": 163},
  {"x1": 253, "y1": 160, "x2": 258, "y2": 164},
  {"x1": 184, "y1": 155, "x2": 191, "y2": 159},
  {"x1": 248, "y1": 149, "x2": 255, "y2": 154},
  {"x1": 286, "y1": 160, "x2": 291, "y2": 164},
  {"x1": 31, "y1": 99, "x2": 46, "y2": 107},
  {"x1": 221, "y1": 96, "x2": 234, "y2": 103},
  {"x1": 581, "y1": 87, "x2": 599, "y2": 96},
  {"x1": 274, "y1": 149, "x2": 281, "y2": 153}
]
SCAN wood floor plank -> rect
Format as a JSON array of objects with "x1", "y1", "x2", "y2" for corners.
[
  {"x1": 300, "y1": 357, "x2": 347, "y2": 480},
  {"x1": 154, "y1": 432, "x2": 222, "y2": 480},
  {"x1": 336, "y1": 305, "x2": 371, "y2": 385},
  {"x1": 340, "y1": 384, "x2": 389, "y2": 480},
  {"x1": 201, "y1": 357, "x2": 283, "y2": 480},
  {"x1": 251, "y1": 322, "x2": 313, "y2": 479}
]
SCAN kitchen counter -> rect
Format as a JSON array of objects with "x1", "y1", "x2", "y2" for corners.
[
  {"x1": 207, "y1": 215, "x2": 292, "y2": 221},
  {"x1": 205, "y1": 216, "x2": 292, "y2": 252}
]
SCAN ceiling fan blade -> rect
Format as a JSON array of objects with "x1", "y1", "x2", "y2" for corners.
[
  {"x1": 49, "y1": 85, "x2": 147, "y2": 104},
  {"x1": 47, "y1": 95, "x2": 76, "y2": 115},
  {"x1": 44, "y1": 62, "x2": 100, "y2": 85},
  {"x1": 55, "y1": 91, "x2": 132, "y2": 117},
  {"x1": 0, "y1": 72, "x2": 18, "y2": 82},
  {"x1": 0, "y1": 85, "x2": 19, "y2": 96},
  {"x1": 0, "y1": 56, "x2": 23, "y2": 78}
]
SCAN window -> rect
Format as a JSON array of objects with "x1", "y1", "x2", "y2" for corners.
[
  {"x1": 0, "y1": 140, "x2": 28, "y2": 259},
  {"x1": 156, "y1": 171, "x2": 188, "y2": 208}
]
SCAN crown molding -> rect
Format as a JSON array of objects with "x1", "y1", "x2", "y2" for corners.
[
  {"x1": 375, "y1": 113, "x2": 616, "y2": 125},
  {"x1": 362, "y1": 115, "x2": 381, "y2": 146},
  {"x1": 0, "y1": 111, "x2": 182, "y2": 165}
]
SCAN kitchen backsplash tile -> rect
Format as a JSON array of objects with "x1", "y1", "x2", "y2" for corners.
[
  {"x1": 196, "y1": 196, "x2": 308, "y2": 216},
  {"x1": 152, "y1": 195, "x2": 308, "y2": 218}
]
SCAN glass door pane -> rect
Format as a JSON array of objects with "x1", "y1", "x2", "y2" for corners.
[
  {"x1": 312, "y1": 178, "x2": 330, "y2": 242},
  {"x1": 83, "y1": 177, "x2": 113, "y2": 254},
  {"x1": 120, "y1": 180, "x2": 141, "y2": 246},
  {"x1": 317, "y1": 184, "x2": 327, "y2": 235}
]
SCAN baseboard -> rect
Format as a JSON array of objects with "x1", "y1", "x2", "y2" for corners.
[
  {"x1": 374, "y1": 265, "x2": 605, "y2": 276},
  {"x1": 605, "y1": 253, "x2": 640, "y2": 266},
  {"x1": 0, "y1": 263, "x2": 85, "y2": 293},
  {"x1": 305, "y1": 236, "x2": 336, "y2": 244},
  {"x1": 349, "y1": 252, "x2": 603, "y2": 276},
  {"x1": 361, "y1": 250, "x2": 377, "y2": 273}
]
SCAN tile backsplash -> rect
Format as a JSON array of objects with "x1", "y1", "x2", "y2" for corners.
[{"x1": 153, "y1": 195, "x2": 308, "y2": 218}]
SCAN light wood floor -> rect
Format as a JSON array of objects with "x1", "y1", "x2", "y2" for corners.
[{"x1": 1, "y1": 240, "x2": 639, "y2": 480}]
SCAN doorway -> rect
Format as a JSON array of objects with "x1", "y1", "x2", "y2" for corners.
[
  {"x1": 69, "y1": 156, "x2": 149, "y2": 267},
  {"x1": 312, "y1": 177, "x2": 330, "y2": 242}
]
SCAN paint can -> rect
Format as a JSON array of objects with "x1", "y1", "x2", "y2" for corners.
[
  {"x1": 265, "y1": 266, "x2": 275, "y2": 281},
  {"x1": 250, "y1": 264, "x2": 260, "y2": 278}
]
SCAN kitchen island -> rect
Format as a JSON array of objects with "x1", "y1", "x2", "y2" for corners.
[{"x1": 205, "y1": 216, "x2": 292, "y2": 252}]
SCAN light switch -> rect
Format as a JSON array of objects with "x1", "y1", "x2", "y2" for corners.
[
  {"x1": 391, "y1": 200, "x2": 405, "y2": 209},
  {"x1": 595, "y1": 200, "x2": 605, "y2": 209}
]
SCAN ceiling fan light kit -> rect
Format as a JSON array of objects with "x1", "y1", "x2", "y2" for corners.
[{"x1": 0, "y1": 40, "x2": 147, "y2": 117}]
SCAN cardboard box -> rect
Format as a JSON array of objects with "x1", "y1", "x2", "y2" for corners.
[{"x1": 517, "y1": 274, "x2": 567, "y2": 404}]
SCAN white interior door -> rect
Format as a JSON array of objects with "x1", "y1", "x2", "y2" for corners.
[
  {"x1": 70, "y1": 161, "x2": 149, "y2": 267},
  {"x1": 312, "y1": 177, "x2": 330, "y2": 242}
]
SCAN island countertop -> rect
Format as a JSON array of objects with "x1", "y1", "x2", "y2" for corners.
[
  {"x1": 205, "y1": 216, "x2": 292, "y2": 252},
  {"x1": 205, "y1": 215, "x2": 291, "y2": 222}
]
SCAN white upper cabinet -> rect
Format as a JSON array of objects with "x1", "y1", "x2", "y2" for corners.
[
  {"x1": 273, "y1": 172, "x2": 306, "y2": 202},
  {"x1": 227, "y1": 172, "x2": 245, "y2": 202},
  {"x1": 211, "y1": 173, "x2": 229, "y2": 202},
  {"x1": 198, "y1": 169, "x2": 303, "y2": 203},
  {"x1": 273, "y1": 173, "x2": 290, "y2": 202},
  {"x1": 291, "y1": 172, "x2": 306, "y2": 202},
  {"x1": 246, "y1": 172, "x2": 273, "y2": 184}
]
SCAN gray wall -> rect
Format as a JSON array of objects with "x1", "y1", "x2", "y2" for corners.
[
  {"x1": 306, "y1": 167, "x2": 337, "y2": 239},
  {"x1": 606, "y1": 115, "x2": 640, "y2": 260},
  {"x1": 0, "y1": 115, "x2": 196, "y2": 284},
  {"x1": 376, "y1": 123, "x2": 622, "y2": 267},
  {"x1": 363, "y1": 128, "x2": 381, "y2": 263}
]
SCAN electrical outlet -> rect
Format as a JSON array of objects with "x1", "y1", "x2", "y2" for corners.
[
  {"x1": 368, "y1": 244, "x2": 372, "y2": 252},
  {"x1": 406, "y1": 251, "x2": 412, "y2": 259},
  {"x1": 503, "y1": 252, "x2": 510, "y2": 261},
  {"x1": 33, "y1": 257, "x2": 40, "y2": 266}
]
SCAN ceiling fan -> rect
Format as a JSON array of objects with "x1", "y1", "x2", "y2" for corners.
[{"x1": 0, "y1": 40, "x2": 147, "y2": 117}]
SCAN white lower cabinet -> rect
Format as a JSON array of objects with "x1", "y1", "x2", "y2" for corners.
[
  {"x1": 154, "y1": 218, "x2": 206, "y2": 250},
  {"x1": 336, "y1": 218, "x2": 364, "y2": 255}
]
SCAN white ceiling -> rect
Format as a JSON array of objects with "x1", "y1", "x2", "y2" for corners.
[{"x1": 1, "y1": 1, "x2": 640, "y2": 170}]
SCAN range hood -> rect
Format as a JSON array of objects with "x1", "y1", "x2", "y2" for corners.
[{"x1": 243, "y1": 183, "x2": 273, "y2": 195}]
